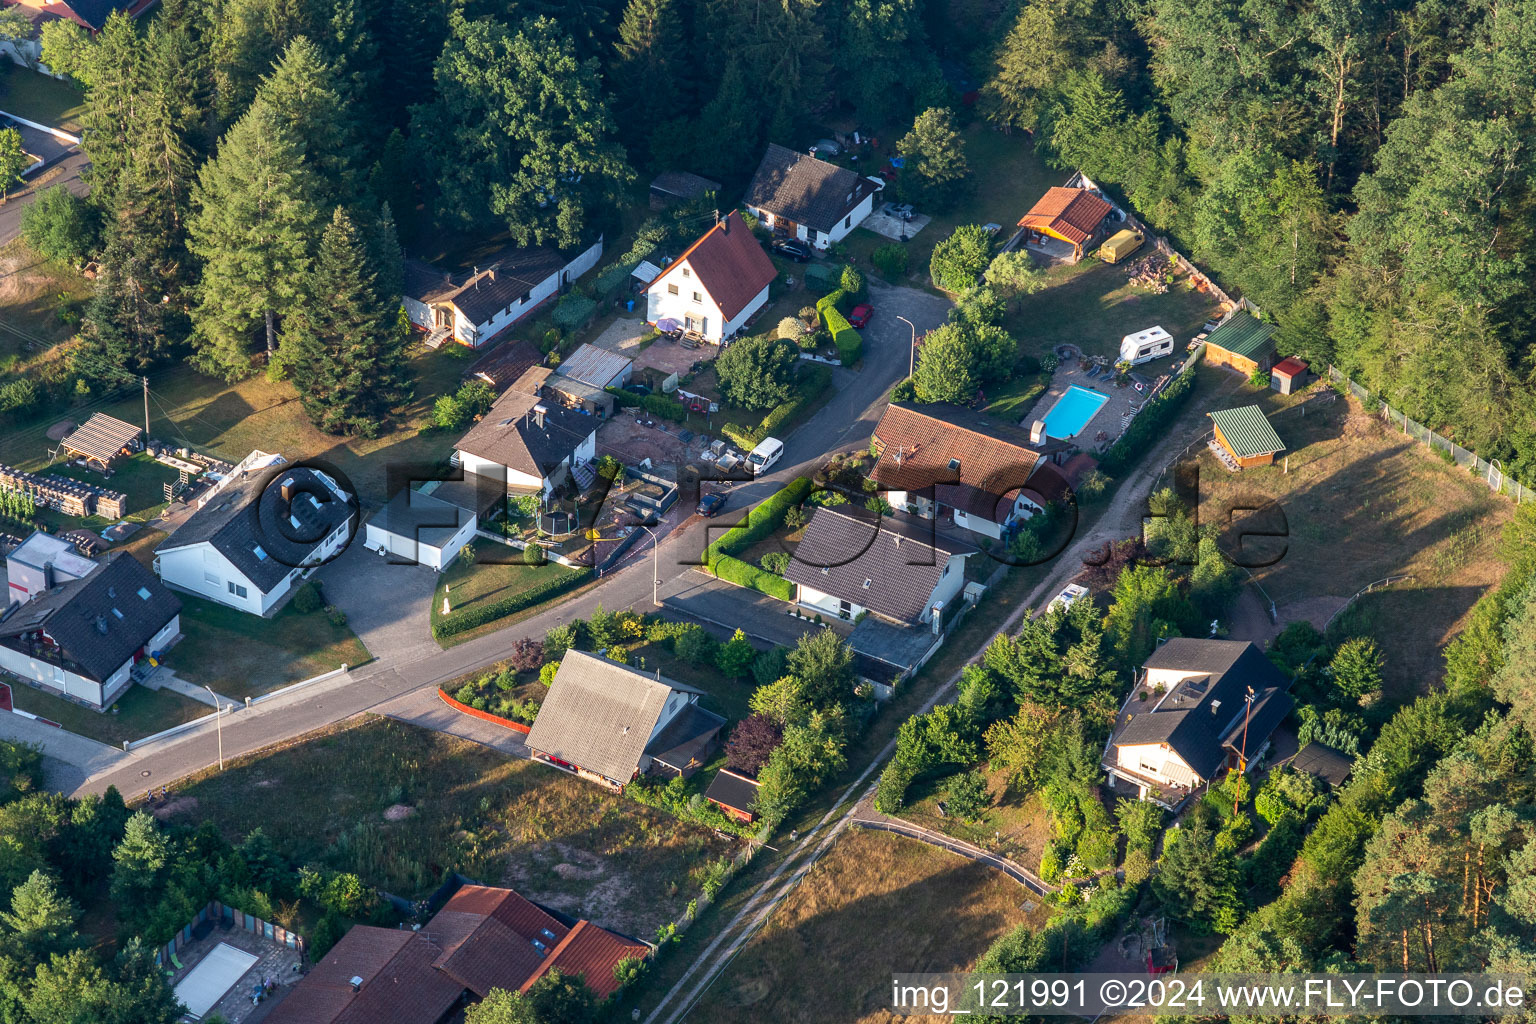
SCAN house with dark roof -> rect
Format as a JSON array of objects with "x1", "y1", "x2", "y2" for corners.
[
  {"x1": 644, "y1": 212, "x2": 778, "y2": 343},
  {"x1": 649, "y1": 170, "x2": 721, "y2": 210},
  {"x1": 1104, "y1": 639, "x2": 1293, "y2": 809},
  {"x1": 870, "y1": 402, "x2": 1072, "y2": 540},
  {"x1": 1017, "y1": 186, "x2": 1116, "y2": 262},
  {"x1": 525, "y1": 650, "x2": 725, "y2": 790},
  {"x1": 1202, "y1": 310, "x2": 1277, "y2": 376},
  {"x1": 402, "y1": 239, "x2": 603, "y2": 349},
  {"x1": 0, "y1": 551, "x2": 180, "y2": 709},
  {"x1": 266, "y1": 884, "x2": 648, "y2": 1024},
  {"x1": 783, "y1": 505, "x2": 975, "y2": 628},
  {"x1": 153, "y1": 452, "x2": 357, "y2": 616},
  {"x1": 743, "y1": 144, "x2": 881, "y2": 251},
  {"x1": 453, "y1": 385, "x2": 598, "y2": 499}
]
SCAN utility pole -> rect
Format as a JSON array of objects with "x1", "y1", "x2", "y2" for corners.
[
  {"x1": 897, "y1": 316, "x2": 917, "y2": 379},
  {"x1": 1234, "y1": 686, "x2": 1255, "y2": 815},
  {"x1": 205, "y1": 686, "x2": 224, "y2": 771},
  {"x1": 142, "y1": 377, "x2": 150, "y2": 441},
  {"x1": 640, "y1": 524, "x2": 661, "y2": 607}
]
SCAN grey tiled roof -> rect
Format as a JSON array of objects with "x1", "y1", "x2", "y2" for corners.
[
  {"x1": 743, "y1": 144, "x2": 879, "y2": 232},
  {"x1": 156, "y1": 463, "x2": 356, "y2": 593},
  {"x1": 525, "y1": 650, "x2": 707, "y2": 783},
  {"x1": 453, "y1": 387, "x2": 597, "y2": 480},
  {"x1": 0, "y1": 552, "x2": 180, "y2": 682}
]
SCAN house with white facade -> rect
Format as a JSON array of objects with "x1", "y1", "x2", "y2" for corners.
[
  {"x1": 783, "y1": 505, "x2": 975, "y2": 627},
  {"x1": 743, "y1": 145, "x2": 880, "y2": 250},
  {"x1": 0, "y1": 552, "x2": 180, "y2": 709},
  {"x1": 362, "y1": 488, "x2": 479, "y2": 572},
  {"x1": 870, "y1": 402, "x2": 1073, "y2": 541},
  {"x1": 153, "y1": 452, "x2": 357, "y2": 615},
  {"x1": 644, "y1": 212, "x2": 777, "y2": 343},
  {"x1": 6, "y1": 532, "x2": 97, "y2": 604},
  {"x1": 1104, "y1": 639, "x2": 1294, "y2": 809},
  {"x1": 402, "y1": 238, "x2": 603, "y2": 349},
  {"x1": 525, "y1": 650, "x2": 726, "y2": 790},
  {"x1": 453, "y1": 386, "x2": 598, "y2": 500}
]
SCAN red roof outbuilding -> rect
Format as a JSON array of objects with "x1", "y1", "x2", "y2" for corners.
[
  {"x1": 1018, "y1": 187, "x2": 1114, "y2": 246},
  {"x1": 1271, "y1": 357, "x2": 1309, "y2": 378}
]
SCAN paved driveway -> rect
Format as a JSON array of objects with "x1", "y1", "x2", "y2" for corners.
[
  {"x1": 314, "y1": 541, "x2": 441, "y2": 662},
  {"x1": 660, "y1": 571, "x2": 834, "y2": 648}
]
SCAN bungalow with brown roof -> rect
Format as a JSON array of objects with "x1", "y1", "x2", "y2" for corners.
[
  {"x1": 743, "y1": 144, "x2": 881, "y2": 250},
  {"x1": 453, "y1": 385, "x2": 599, "y2": 499},
  {"x1": 1017, "y1": 186, "x2": 1116, "y2": 263},
  {"x1": 645, "y1": 212, "x2": 777, "y2": 343},
  {"x1": 870, "y1": 402, "x2": 1072, "y2": 540},
  {"x1": 265, "y1": 884, "x2": 648, "y2": 1024}
]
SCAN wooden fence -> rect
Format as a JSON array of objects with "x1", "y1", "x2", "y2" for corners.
[{"x1": 156, "y1": 900, "x2": 305, "y2": 969}]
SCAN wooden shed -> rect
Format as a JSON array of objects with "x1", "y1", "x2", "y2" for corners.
[
  {"x1": 704, "y1": 768, "x2": 760, "y2": 823},
  {"x1": 57, "y1": 413, "x2": 142, "y2": 470},
  {"x1": 1209, "y1": 405, "x2": 1285, "y2": 468},
  {"x1": 1271, "y1": 356, "x2": 1310, "y2": 395},
  {"x1": 1203, "y1": 311, "x2": 1277, "y2": 376}
]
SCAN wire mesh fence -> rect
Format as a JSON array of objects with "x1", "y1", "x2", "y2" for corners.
[{"x1": 1328, "y1": 366, "x2": 1533, "y2": 504}]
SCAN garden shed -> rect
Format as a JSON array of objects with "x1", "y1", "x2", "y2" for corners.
[
  {"x1": 1209, "y1": 405, "x2": 1285, "y2": 468},
  {"x1": 1203, "y1": 311, "x2": 1277, "y2": 376}
]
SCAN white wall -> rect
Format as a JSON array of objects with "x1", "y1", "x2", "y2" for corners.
[
  {"x1": 155, "y1": 544, "x2": 265, "y2": 615},
  {"x1": 722, "y1": 285, "x2": 771, "y2": 339},
  {"x1": 1116, "y1": 743, "x2": 1202, "y2": 788},
  {"x1": 403, "y1": 296, "x2": 433, "y2": 332},
  {"x1": 457, "y1": 238, "x2": 604, "y2": 348},
  {"x1": 823, "y1": 192, "x2": 876, "y2": 246},
  {"x1": 925, "y1": 555, "x2": 968, "y2": 621},
  {"x1": 797, "y1": 583, "x2": 862, "y2": 621},
  {"x1": 951, "y1": 509, "x2": 1003, "y2": 540},
  {"x1": 364, "y1": 515, "x2": 476, "y2": 572},
  {"x1": 457, "y1": 451, "x2": 549, "y2": 496},
  {"x1": 647, "y1": 256, "x2": 727, "y2": 341}
]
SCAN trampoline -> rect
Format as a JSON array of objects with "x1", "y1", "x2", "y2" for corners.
[{"x1": 174, "y1": 942, "x2": 258, "y2": 1019}]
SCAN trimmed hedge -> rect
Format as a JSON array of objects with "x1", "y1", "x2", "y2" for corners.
[
  {"x1": 719, "y1": 366, "x2": 834, "y2": 450},
  {"x1": 703, "y1": 476, "x2": 815, "y2": 566},
  {"x1": 714, "y1": 554, "x2": 795, "y2": 600},
  {"x1": 1098, "y1": 366, "x2": 1198, "y2": 476},
  {"x1": 817, "y1": 291, "x2": 861, "y2": 365},
  {"x1": 433, "y1": 569, "x2": 593, "y2": 639}
]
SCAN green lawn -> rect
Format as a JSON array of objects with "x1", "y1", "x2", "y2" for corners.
[
  {"x1": 163, "y1": 593, "x2": 371, "y2": 701},
  {"x1": 0, "y1": 67, "x2": 86, "y2": 132},
  {"x1": 169, "y1": 716, "x2": 735, "y2": 936},
  {"x1": 0, "y1": 239, "x2": 91, "y2": 376},
  {"x1": 980, "y1": 371, "x2": 1050, "y2": 422},
  {"x1": 6, "y1": 678, "x2": 208, "y2": 748},
  {"x1": 431, "y1": 555, "x2": 593, "y2": 646},
  {"x1": 45, "y1": 452, "x2": 180, "y2": 524},
  {"x1": 1005, "y1": 259, "x2": 1222, "y2": 363},
  {"x1": 2, "y1": 345, "x2": 472, "y2": 506}
]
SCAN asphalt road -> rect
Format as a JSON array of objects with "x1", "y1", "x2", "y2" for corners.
[
  {"x1": 0, "y1": 148, "x2": 88, "y2": 246},
  {"x1": 7, "y1": 281, "x2": 952, "y2": 798}
]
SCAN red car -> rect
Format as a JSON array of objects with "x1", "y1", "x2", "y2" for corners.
[{"x1": 848, "y1": 303, "x2": 874, "y2": 328}]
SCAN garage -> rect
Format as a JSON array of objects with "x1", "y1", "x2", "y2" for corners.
[{"x1": 363, "y1": 488, "x2": 478, "y2": 571}]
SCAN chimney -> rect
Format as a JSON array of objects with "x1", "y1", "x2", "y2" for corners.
[
  {"x1": 95, "y1": 616, "x2": 108, "y2": 635},
  {"x1": 931, "y1": 603, "x2": 942, "y2": 635},
  {"x1": 533, "y1": 404, "x2": 547, "y2": 429},
  {"x1": 1210, "y1": 699, "x2": 1221, "y2": 717},
  {"x1": 350, "y1": 976, "x2": 363, "y2": 994},
  {"x1": 42, "y1": 562, "x2": 54, "y2": 589},
  {"x1": 281, "y1": 477, "x2": 296, "y2": 503}
]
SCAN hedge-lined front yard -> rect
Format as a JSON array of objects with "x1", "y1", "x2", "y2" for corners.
[{"x1": 431, "y1": 559, "x2": 591, "y2": 640}]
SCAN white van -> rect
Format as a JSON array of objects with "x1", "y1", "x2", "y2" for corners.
[
  {"x1": 747, "y1": 437, "x2": 784, "y2": 476},
  {"x1": 1119, "y1": 326, "x2": 1174, "y2": 365}
]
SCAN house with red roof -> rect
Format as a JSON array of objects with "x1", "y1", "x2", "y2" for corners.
[
  {"x1": 266, "y1": 884, "x2": 648, "y2": 1024},
  {"x1": 644, "y1": 211, "x2": 777, "y2": 344},
  {"x1": 1017, "y1": 186, "x2": 1116, "y2": 263}
]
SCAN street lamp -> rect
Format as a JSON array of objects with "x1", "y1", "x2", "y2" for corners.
[
  {"x1": 204, "y1": 685, "x2": 224, "y2": 771},
  {"x1": 638, "y1": 524, "x2": 662, "y2": 608},
  {"x1": 896, "y1": 315, "x2": 917, "y2": 379}
]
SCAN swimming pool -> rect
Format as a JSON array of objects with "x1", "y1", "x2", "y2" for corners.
[{"x1": 1041, "y1": 385, "x2": 1110, "y2": 438}]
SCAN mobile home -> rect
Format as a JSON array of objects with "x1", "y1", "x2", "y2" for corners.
[{"x1": 1120, "y1": 326, "x2": 1173, "y2": 365}]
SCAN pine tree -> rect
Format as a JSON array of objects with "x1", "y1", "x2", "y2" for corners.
[
  {"x1": 109, "y1": 812, "x2": 170, "y2": 917},
  {"x1": 188, "y1": 96, "x2": 322, "y2": 378},
  {"x1": 77, "y1": 212, "x2": 188, "y2": 378},
  {"x1": 2, "y1": 870, "x2": 78, "y2": 965},
  {"x1": 281, "y1": 207, "x2": 412, "y2": 437},
  {"x1": 610, "y1": 0, "x2": 685, "y2": 165},
  {"x1": 257, "y1": 36, "x2": 363, "y2": 207}
]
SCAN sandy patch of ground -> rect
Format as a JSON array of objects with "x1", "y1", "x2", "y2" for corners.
[
  {"x1": 153, "y1": 796, "x2": 199, "y2": 820},
  {"x1": 46, "y1": 420, "x2": 75, "y2": 441},
  {"x1": 384, "y1": 803, "x2": 416, "y2": 821},
  {"x1": 588, "y1": 317, "x2": 650, "y2": 355}
]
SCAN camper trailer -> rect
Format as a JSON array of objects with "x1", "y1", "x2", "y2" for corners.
[
  {"x1": 1120, "y1": 326, "x2": 1174, "y2": 365},
  {"x1": 1098, "y1": 228, "x2": 1144, "y2": 264}
]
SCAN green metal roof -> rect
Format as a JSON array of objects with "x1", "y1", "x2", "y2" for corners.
[
  {"x1": 1209, "y1": 405, "x2": 1285, "y2": 458},
  {"x1": 1206, "y1": 311, "x2": 1276, "y2": 361}
]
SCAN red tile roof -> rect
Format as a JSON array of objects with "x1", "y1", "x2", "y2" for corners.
[
  {"x1": 872, "y1": 403, "x2": 1043, "y2": 521},
  {"x1": 647, "y1": 212, "x2": 777, "y2": 321},
  {"x1": 1018, "y1": 187, "x2": 1114, "y2": 245},
  {"x1": 266, "y1": 886, "x2": 647, "y2": 1024}
]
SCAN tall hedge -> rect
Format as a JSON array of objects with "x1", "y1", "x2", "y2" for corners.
[
  {"x1": 433, "y1": 569, "x2": 592, "y2": 638},
  {"x1": 713, "y1": 554, "x2": 794, "y2": 600},
  {"x1": 1097, "y1": 366, "x2": 1198, "y2": 476},
  {"x1": 703, "y1": 476, "x2": 815, "y2": 566},
  {"x1": 817, "y1": 291, "x2": 861, "y2": 365}
]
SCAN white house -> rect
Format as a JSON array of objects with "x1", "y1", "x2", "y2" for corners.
[
  {"x1": 453, "y1": 386, "x2": 598, "y2": 499},
  {"x1": 871, "y1": 402, "x2": 1072, "y2": 541},
  {"x1": 0, "y1": 552, "x2": 180, "y2": 710},
  {"x1": 153, "y1": 452, "x2": 357, "y2": 616},
  {"x1": 525, "y1": 650, "x2": 726, "y2": 790},
  {"x1": 402, "y1": 238, "x2": 603, "y2": 349},
  {"x1": 6, "y1": 532, "x2": 97, "y2": 604},
  {"x1": 362, "y1": 488, "x2": 478, "y2": 572},
  {"x1": 743, "y1": 145, "x2": 880, "y2": 250},
  {"x1": 783, "y1": 506, "x2": 975, "y2": 627},
  {"x1": 645, "y1": 212, "x2": 778, "y2": 343},
  {"x1": 1104, "y1": 639, "x2": 1294, "y2": 809}
]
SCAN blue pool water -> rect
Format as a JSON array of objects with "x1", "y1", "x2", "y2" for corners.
[{"x1": 1041, "y1": 385, "x2": 1110, "y2": 438}]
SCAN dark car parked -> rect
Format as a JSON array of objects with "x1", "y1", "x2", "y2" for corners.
[
  {"x1": 771, "y1": 238, "x2": 813, "y2": 262},
  {"x1": 697, "y1": 492, "x2": 728, "y2": 517}
]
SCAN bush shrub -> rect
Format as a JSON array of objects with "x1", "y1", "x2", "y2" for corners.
[
  {"x1": 551, "y1": 293, "x2": 597, "y2": 332},
  {"x1": 673, "y1": 624, "x2": 716, "y2": 665},
  {"x1": 539, "y1": 661, "x2": 560, "y2": 686},
  {"x1": 291, "y1": 581, "x2": 323, "y2": 614},
  {"x1": 872, "y1": 243, "x2": 908, "y2": 280},
  {"x1": 433, "y1": 571, "x2": 592, "y2": 639},
  {"x1": 929, "y1": 224, "x2": 993, "y2": 293},
  {"x1": 714, "y1": 554, "x2": 794, "y2": 600},
  {"x1": 839, "y1": 264, "x2": 865, "y2": 301}
]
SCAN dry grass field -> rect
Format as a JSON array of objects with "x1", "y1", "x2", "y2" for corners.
[
  {"x1": 1194, "y1": 385, "x2": 1512, "y2": 694},
  {"x1": 690, "y1": 828, "x2": 1047, "y2": 1024}
]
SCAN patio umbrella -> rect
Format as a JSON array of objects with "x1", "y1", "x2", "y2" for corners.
[{"x1": 657, "y1": 318, "x2": 681, "y2": 333}]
